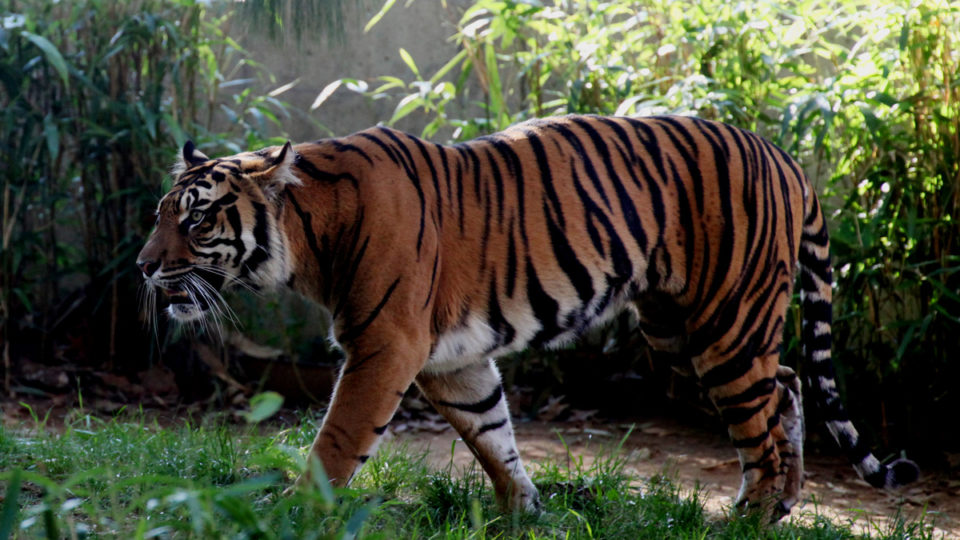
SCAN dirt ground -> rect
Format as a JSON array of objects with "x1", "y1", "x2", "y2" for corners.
[{"x1": 390, "y1": 416, "x2": 960, "y2": 538}]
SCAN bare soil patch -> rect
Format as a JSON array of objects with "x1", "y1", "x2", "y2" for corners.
[{"x1": 392, "y1": 416, "x2": 960, "y2": 538}]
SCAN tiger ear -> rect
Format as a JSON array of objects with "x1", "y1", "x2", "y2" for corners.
[
  {"x1": 171, "y1": 140, "x2": 210, "y2": 177},
  {"x1": 251, "y1": 141, "x2": 302, "y2": 201}
]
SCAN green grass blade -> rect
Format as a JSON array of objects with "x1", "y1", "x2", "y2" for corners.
[{"x1": 0, "y1": 469, "x2": 22, "y2": 538}]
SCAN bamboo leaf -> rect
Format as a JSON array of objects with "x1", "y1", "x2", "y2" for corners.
[
  {"x1": 22, "y1": 31, "x2": 69, "y2": 87},
  {"x1": 364, "y1": 0, "x2": 397, "y2": 33},
  {"x1": 268, "y1": 78, "x2": 300, "y2": 97},
  {"x1": 389, "y1": 93, "x2": 422, "y2": 125},
  {"x1": 429, "y1": 49, "x2": 468, "y2": 84},
  {"x1": 399, "y1": 48, "x2": 421, "y2": 79},
  {"x1": 483, "y1": 43, "x2": 507, "y2": 126},
  {"x1": 311, "y1": 79, "x2": 343, "y2": 110}
]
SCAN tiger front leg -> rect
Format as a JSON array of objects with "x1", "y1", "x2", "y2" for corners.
[
  {"x1": 305, "y1": 335, "x2": 427, "y2": 487},
  {"x1": 416, "y1": 359, "x2": 539, "y2": 512}
]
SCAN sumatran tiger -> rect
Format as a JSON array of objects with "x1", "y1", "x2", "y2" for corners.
[{"x1": 136, "y1": 114, "x2": 917, "y2": 519}]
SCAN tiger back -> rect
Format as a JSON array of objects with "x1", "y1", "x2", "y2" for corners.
[{"x1": 137, "y1": 114, "x2": 918, "y2": 519}]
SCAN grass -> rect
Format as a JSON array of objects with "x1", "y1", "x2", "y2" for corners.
[{"x1": 0, "y1": 407, "x2": 942, "y2": 539}]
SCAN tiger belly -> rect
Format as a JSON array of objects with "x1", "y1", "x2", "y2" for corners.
[{"x1": 425, "y1": 288, "x2": 635, "y2": 374}]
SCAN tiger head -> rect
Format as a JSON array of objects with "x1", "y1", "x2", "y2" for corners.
[{"x1": 136, "y1": 141, "x2": 300, "y2": 325}]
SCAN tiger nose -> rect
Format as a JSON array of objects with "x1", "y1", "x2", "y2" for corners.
[{"x1": 137, "y1": 259, "x2": 161, "y2": 277}]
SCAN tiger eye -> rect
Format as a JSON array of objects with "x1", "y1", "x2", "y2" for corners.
[{"x1": 190, "y1": 209, "x2": 204, "y2": 223}]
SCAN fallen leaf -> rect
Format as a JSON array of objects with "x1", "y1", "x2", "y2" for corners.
[
  {"x1": 537, "y1": 395, "x2": 569, "y2": 421},
  {"x1": 701, "y1": 458, "x2": 740, "y2": 472}
]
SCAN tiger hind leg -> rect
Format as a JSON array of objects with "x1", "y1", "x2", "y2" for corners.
[
  {"x1": 416, "y1": 359, "x2": 539, "y2": 512},
  {"x1": 698, "y1": 350, "x2": 797, "y2": 519},
  {"x1": 776, "y1": 365, "x2": 804, "y2": 516}
]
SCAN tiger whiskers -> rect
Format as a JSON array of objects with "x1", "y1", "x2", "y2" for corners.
[
  {"x1": 192, "y1": 263, "x2": 263, "y2": 297},
  {"x1": 138, "y1": 279, "x2": 161, "y2": 345},
  {"x1": 183, "y1": 272, "x2": 238, "y2": 342}
]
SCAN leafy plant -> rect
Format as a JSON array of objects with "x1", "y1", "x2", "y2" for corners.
[{"x1": 353, "y1": 0, "x2": 960, "y2": 452}]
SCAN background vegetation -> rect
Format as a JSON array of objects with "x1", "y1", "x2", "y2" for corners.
[
  {"x1": 1, "y1": 0, "x2": 958, "y2": 465},
  {"x1": 335, "y1": 0, "x2": 960, "y2": 457},
  {"x1": 0, "y1": 0, "x2": 298, "y2": 398}
]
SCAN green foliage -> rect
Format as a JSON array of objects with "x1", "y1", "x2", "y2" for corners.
[
  {"x1": 239, "y1": 0, "x2": 359, "y2": 46},
  {"x1": 0, "y1": 1, "x2": 295, "y2": 376},
  {"x1": 0, "y1": 416, "x2": 941, "y2": 539},
  {"x1": 360, "y1": 0, "x2": 960, "y2": 451}
]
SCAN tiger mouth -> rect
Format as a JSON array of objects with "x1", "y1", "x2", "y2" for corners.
[
  {"x1": 158, "y1": 269, "x2": 227, "y2": 311},
  {"x1": 162, "y1": 288, "x2": 191, "y2": 302}
]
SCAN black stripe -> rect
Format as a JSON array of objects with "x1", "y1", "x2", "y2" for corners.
[
  {"x1": 407, "y1": 134, "x2": 444, "y2": 227},
  {"x1": 483, "y1": 148, "x2": 506, "y2": 224},
  {"x1": 545, "y1": 199, "x2": 594, "y2": 305},
  {"x1": 437, "y1": 385, "x2": 503, "y2": 414},
  {"x1": 293, "y1": 155, "x2": 360, "y2": 187},
  {"x1": 377, "y1": 129, "x2": 428, "y2": 253},
  {"x1": 435, "y1": 142, "x2": 451, "y2": 206},
  {"x1": 720, "y1": 399, "x2": 769, "y2": 425},
  {"x1": 742, "y1": 444, "x2": 777, "y2": 472},
  {"x1": 331, "y1": 140, "x2": 374, "y2": 165},
  {"x1": 284, "y1": 192, "x2": 324, "y2": 275},
  {"x1": 505, "y1": 216, "x2": 518, "y2": 298},
  {"x1": 525, "y1": 132, "x2": 565, "y2": 229},
  {"x1": 731, "y1": 431, "x2": 770, "y2": 449},
  {"x1": 423, "y1": 248, "x2": 440, "y2": 309},
  {"x1": 338, "y1": 277, "x2": 402, "y2": 343},
  {"x1": 606, "y1": 144, "x2": 649, "y2": 256},
  {"x1": 699, "y1": 341, "x2": 758, "y2": 389},
  {"x1": 838, "y1": 427, "x2": 871, "y2": 463},
  {"x1": 691, "y1": 121, "x2": 738, "y2": 311},
  {"x1": 342, "y1": 348, "x2": 383, "y2": 375},
  {"x1": 488, "y1": 138, "x2": 528, "y2": 247},
  {"x1": 864, "y1": 468, "x2": 888, "y2": 488},
  {"x1": 487, "y1": 274, "x2": 516, "y2": 347},
  {"x1": 666, "y1": 156, "x2": 698, "y2": 297},
  {"x1": 224, "y1": 206, "x2": 246, "y2": 265},
  {"x1": 801, "y1": 256, "x2": 832, "y2": 286},
  {"x1": 454, "y1": 155, "x2": 466, "y2": 233},
  {"x1": 332, "y1": 234, "x2": 371, "y2": 318},
  {"x1": 812, "y1": 395, "x2": 849, "y2": 422},
  {"x1": 526, "y1": 256, "x2": 561, "y2": 347},
  {"x1": 776, "y1": 370, "x2": 797, "y2": 385},
  {"x1": 358, "y1": 132, "x2": 402, "y2": 165},
  {"x1": 476, "y1": 419, "x2": 508, "y2": 435},
  {"x1": 568, "y1": 161, "x2": 606, "y2": 257},
  {"x1": 715, "y1": 377, "x2": 776, "y2": 407},
  {"x1": 546, "y1": 122, "x2": 612, "y2": 210},
  {"x1": 654, "y1": 117, "x2": 705, "y2": 212},
  {"x1": 568, "y1": 162, "x2": 633, "y2": 283},
  {"x1": 241, "y1": 201, "x2": 270, "y2": 276}
]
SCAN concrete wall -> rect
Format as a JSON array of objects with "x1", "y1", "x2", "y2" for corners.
[{"x1": 239, "y1": 1, "x2": 474, "y2": 142}]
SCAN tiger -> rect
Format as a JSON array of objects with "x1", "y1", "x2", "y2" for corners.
[{"x1": 137, "y1": 114, "x2": 918, "y2": 519}]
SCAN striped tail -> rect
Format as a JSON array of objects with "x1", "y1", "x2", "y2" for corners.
[{"x1": 798, "y1": 189, "x2": 919, "y2": 489}]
